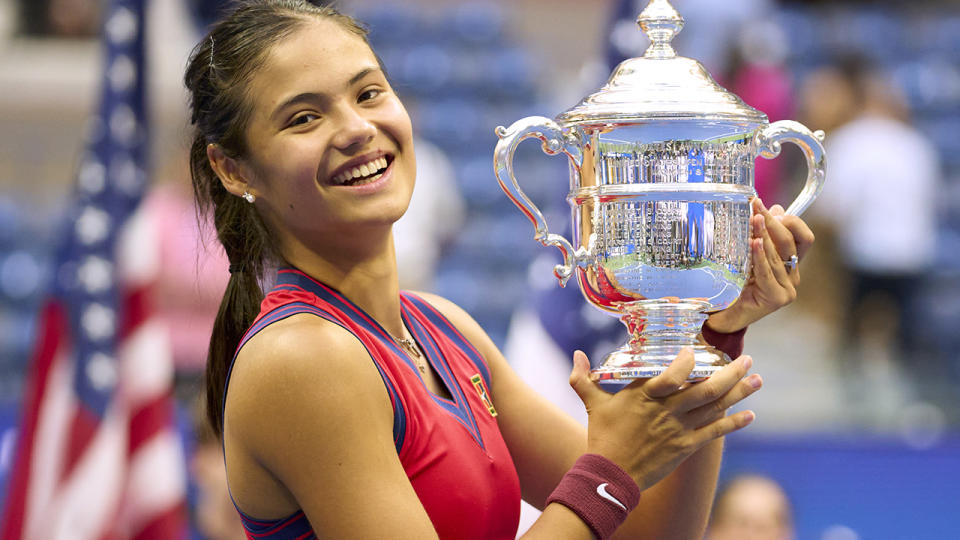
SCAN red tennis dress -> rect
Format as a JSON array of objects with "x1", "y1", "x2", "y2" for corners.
[{"x1": 224, "y1": 267, "x2": 522, "y2": 539}]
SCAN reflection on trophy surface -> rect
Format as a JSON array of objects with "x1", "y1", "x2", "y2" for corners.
[{"x1": 494, "y1": 0, "x2": 825, "y2": 382}]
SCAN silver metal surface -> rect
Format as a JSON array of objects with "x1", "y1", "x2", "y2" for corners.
[
  {"x1": 784, "y1": 254, "x2": 799, "y2": 272},
  {"x1": 557, "y1": 0, "x2": 767, "y2": 126},
  {"x1": 493, "y1": 0, "x2": 827, "y2": 383}
]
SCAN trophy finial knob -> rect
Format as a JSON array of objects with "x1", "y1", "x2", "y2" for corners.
[{"x1": 637, "y1": 0, "x2": 685, "y2": 59}]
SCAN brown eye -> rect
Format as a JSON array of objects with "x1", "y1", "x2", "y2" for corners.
[
  {"x1": 358, "y1": 89, "x2": 382, "y2": 102},
  {"x1": 289, "y1": 113, "x2": 319, "y2": 127}
]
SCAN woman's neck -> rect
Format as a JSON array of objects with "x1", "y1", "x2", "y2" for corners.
[{"x1": 280, "y1": 228, "x2": 406, "y2": 336}]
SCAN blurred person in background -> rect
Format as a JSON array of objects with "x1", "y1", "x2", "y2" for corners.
[
  {"x1": 391, "y1": 138, "x2": 465, "y2": 292},
  {"x1": 810, "y1": 54, "x2": 942, "y2": 403},
  {"x1": 146, "y1": 174, "x2": 230, "y2": 371},
  {"x1": 705, "y1": 474, "x2": 794, "y2": 540},
  {"x1": 720, "y1": 19, "x2": 794, "y2": 205}
]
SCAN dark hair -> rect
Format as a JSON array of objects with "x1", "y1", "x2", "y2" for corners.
[{"x1": 184, "y1": 0, "x2": 370, "y2": 437}]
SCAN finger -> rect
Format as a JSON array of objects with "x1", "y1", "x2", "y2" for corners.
[
  {"x1": 754, "y1": 198, "x2": 798, "y2": 266},
  {"x1": 777, "y1": 214, "x2": 816, "y2": 261},
  {"x1": 669, "y1": 355, "x2": 754, "y2": 412},
  {"x1": 685, "y1": 373, "x2": 763, "y2": 429},
  {"x1": 569, "y1": 350, "x2": 607, "y2": 409},
  {"x1": 768, "y1": 203, "x2": 786, "y2": 217},
  {"x1": 689, "y1": 410, "x2": 757, "y2": 447},
  {"x1": 640, "y1": 347, "x2": 695, "y2": 399},
  {"x1": 750, "y1": 235, "x2": 779, "y2": 293},
  {"x1": 758, "y1": 215, "x2": 795, "y2": 290}
]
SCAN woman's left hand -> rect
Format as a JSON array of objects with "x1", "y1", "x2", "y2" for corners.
[{"x1": 705, "y1": 197, "x2": 815, "y2": 333}]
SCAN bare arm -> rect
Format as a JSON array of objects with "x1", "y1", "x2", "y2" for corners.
[{"x1": 417, "y1": 293, "x2": 760, "y2": 540}]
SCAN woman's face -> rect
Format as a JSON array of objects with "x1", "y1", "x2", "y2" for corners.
[{"x1": 238, "y1": 19, "x2": 416, "y2": 250}]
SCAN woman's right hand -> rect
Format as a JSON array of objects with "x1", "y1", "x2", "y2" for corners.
[{"x1": 569, "y1": 349, "x2": 761, "y2": 490}]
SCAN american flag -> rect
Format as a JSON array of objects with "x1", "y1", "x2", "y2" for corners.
[{"x1": 0, "y1": 0, "x2": 188, "y2": 538}]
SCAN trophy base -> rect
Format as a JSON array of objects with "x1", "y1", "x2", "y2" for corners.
[
  {"x1": 591, "y1": 343, "x2": 730, "y2": 384},
  {"x1": 588, "y1": 299, "x2": 730, "y2": 384}
]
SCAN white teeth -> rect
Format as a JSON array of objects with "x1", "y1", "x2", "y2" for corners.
[{"x1": 333, "y1": 157, "x2": 389, "y2": 185}]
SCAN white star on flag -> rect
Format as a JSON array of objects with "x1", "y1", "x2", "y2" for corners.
[{"x1": 75, "y1": 206, "x2": 111, "y2": 245}]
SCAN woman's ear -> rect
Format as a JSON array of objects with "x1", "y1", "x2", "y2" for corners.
[{"x1": 207, "y1": 144, "x2": 255, "y2": 199}]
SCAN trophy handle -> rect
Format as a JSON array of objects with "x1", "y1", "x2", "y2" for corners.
[
  {"x1": 494, "y1": 116, "x2": 582, "y2": 286},
  {"x1": 755, "y1": 120, "x2": 827, "y2": 216}
]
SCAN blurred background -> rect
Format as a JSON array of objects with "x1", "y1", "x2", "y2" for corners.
[{"x1": 1, "y1": 0, "x2": 959, "y2": 538}]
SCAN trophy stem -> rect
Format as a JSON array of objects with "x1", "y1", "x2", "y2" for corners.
[{"x1": 591, "y1": 299, "x2": 730, "y2": 384}]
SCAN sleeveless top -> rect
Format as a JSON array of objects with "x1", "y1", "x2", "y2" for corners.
[{"x1": 224, "y1": 267, "x2": 522, "y2": 540}]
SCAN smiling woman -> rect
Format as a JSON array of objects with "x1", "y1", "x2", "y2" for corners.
[{"x1": 184, "y1": 2, "x2": 812, "y2": 540}]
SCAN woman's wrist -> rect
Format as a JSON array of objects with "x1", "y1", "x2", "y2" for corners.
[
  {"x1": 546, "y1": 454, "x2": 641, "y2": 540},
  {"x1": 705, "y1": 304, "x2": 750, "y2": 334},
  {"x1": 702, "y1": 313, "x2": 749, "y2": 360}
]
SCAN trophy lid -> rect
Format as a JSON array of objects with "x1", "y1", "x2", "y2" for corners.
[{"x1": 556, "y1": 0, "x2": 767, "y2": 126}]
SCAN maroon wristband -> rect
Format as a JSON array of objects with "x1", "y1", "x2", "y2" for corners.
[
  {"x1": 701, "y1": 324, "x2": 748, "y2": 359},
  {"x1": 546, "y1": 454, "x2": 641, "y2": 540}
]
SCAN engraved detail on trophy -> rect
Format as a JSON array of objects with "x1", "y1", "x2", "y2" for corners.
[{"x1": 493, "y1": 0, "x2": 826, "y2": 382}]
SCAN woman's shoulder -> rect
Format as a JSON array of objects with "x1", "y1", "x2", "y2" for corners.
[
  {"x1": 405, "y1": 291, "x2": 476, "y2": 332},
  {"x1": 225, "y1": 313, "x2": 389, "y2": 431},
  {"x1": 222, "y1": 314, "x2": 398, "y2": 503}
]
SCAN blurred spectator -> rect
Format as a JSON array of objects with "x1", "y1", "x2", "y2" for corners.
[
  {"x1": 810, "y1": 55, "x2": 941, "y2": 387},
  {"x1": 797, "y1": 66, "x2": 859, "y2": 136},
  {"x1": 721, "y1": 18, "x2": 795, "y2": 204},
  {"x1": 706, "y1": 474, "x2": 795, "y2": 540},
  {"x1": 143, "y1": 176, "x2": 229, "y2": 372},
  {"x1": 394, "y1": 138, "x2": 465, "y2": 292},
  {"x1": 17, "y1": 0, "x2": 99, "y2": 37}
]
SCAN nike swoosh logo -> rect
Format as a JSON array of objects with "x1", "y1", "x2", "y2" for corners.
[{"x1": 596, "y1": 483, "x2": 627, "y2": 511}]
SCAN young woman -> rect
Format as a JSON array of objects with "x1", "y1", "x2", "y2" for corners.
[{"x1": 184, "y1": 2, "x2": 815, "y2": 539}]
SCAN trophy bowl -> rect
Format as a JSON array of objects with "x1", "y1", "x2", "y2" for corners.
[{"x1": 493, "y1": 0, "x2": 825, "y2": 382}]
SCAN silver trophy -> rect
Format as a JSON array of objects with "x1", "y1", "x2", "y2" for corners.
[{"x1": 494, "y1": 0, "x2": 825, "y2": 382}]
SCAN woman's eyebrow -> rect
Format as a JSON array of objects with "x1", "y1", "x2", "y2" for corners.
[{"x1": 347, "y1": 66, "x2": 380, "y2": 86}]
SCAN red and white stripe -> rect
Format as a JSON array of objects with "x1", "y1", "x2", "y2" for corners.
[{"x1": 2, "y1": 208, "x2": 186, "y2": 540}]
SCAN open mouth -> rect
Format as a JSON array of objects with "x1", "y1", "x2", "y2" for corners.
[{"x1": 331, "y1": 155, "x2": 391, "y2": 186}]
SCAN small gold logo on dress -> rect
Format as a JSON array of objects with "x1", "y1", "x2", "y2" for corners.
[{"x1": 470, "y1": 374, "x2": 497, "y2": 417}]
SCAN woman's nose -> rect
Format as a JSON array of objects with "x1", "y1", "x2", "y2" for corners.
[{"x1": 331, "y1": 106, "x2": 376, "y2": 151}]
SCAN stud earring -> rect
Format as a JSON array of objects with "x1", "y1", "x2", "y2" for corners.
[{"x1": 242, "y1": 191, "x2": 255, "y2": 203}]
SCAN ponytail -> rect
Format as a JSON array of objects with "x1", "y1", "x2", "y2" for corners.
[
  {"x1": 205, "y1": 269, "x2": 263, "y2": 437},
  {"x1": 189, "y1": 130, "x2": 279, "y2": 436}
]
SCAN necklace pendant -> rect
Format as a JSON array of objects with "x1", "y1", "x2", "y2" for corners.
[{"x1": 398, "y1": 338, "x2": 421, "y2": 358}]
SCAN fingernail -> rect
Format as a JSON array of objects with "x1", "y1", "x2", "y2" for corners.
[
  {"x1": 743, "y1": 410, "x2": 756, "y2": 424},
  {"x1": 748, "y1": 374, "x2": 762, "y2": 388},
  {"x1": 741, "y1": 355, "x2": 753, "y2": 370},
  {"x1": 757, "y1": 198, "x2": 767, "y2": 212},
  {"x1": 774, "y1": 215, "x2": 784, "y2": 222}
]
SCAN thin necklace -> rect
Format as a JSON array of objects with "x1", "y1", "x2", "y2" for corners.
[{"x1": 390, "y1": 330, "x2": 426, "y2": 373}]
